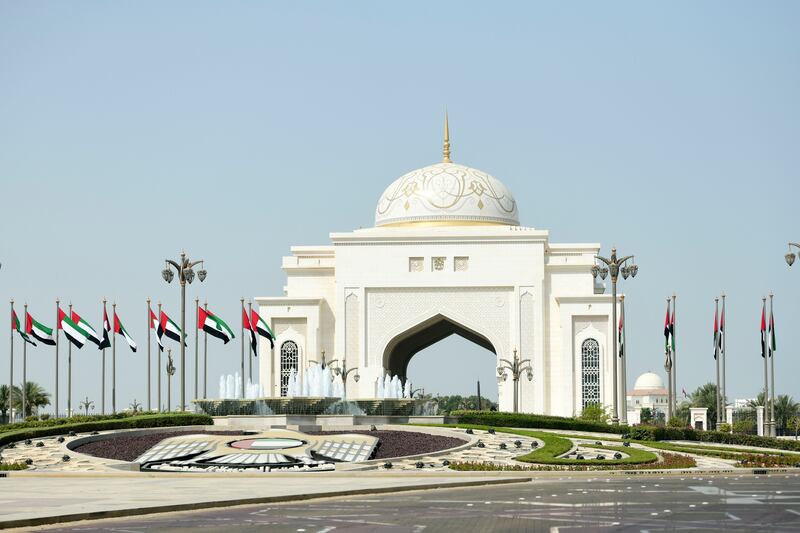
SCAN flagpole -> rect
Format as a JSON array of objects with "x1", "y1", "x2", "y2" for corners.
[
  {"x1": 157, "y1": 302, "x2": 162, "y2": 412},
  {"x1": 762, "y1": 296, "x2": 769, "y2": 437},
  {"x1": 194, "y1": 297, "x2": 199, "y2": 409},
  {"x1": 102, "y1": 299, "x2": 106, "y2": 415},
  {"x1": 67, "y1": 302, "x2": 72, "y2": 417},
  {"x1": 619, "y1": 295, "x2": 627, "y2": 425},
  {"x1": 112, "y1": 302, "x2": 116, "y2": 414},
  {"x1": 769, "y1": 293, "x2": 776, "y2": 437},
  {"x1": 721, "y1": 293, "x2": 726, "y2": 421},
  {"x1": 240, "y1": 297, "x2": 245, "y2": 399},
  {"x1": 715, "y1": 297, "x2": 721, "y2": 427},
  {"x1": 248, "y1": 301, "x2": 253, "y2": 386},
  {"x1": 55, "y1": 299, "x2": 59, "y2": 418},
  {"x1": 671, "y1": 294, "x2": 677, "y2": 416},
  {"x1": 147, "y1": 298, "x2": 151, "y2": 412},
  {"x1": 22, "y1": 303, "x2": 27, "y2": 418},
  {"x1": 9, "y1": 300, "x2": 14, "y2": 423},
  {"x1": 664, "y1": 298, "x2": 672, "y2": 422},
  {"x1": 203, "y1": 301, "x2": 208, "y2": 399}
]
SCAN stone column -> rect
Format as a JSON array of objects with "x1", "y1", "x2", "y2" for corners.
[
  {"x1": 756, "y1": 406, "x2": 765, "y2": 437},
  {"x1": 726, "y1": 406, "x2": 734, "y2": 432}
]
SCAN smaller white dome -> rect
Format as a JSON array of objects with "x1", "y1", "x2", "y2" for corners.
[{"x1": 633, "y1": 372, "x2": 664, "y2": 391}]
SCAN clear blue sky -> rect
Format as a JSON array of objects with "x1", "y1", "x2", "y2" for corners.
[{"x1": 1, "y1": 1, "x2": 798, "y2": 410}]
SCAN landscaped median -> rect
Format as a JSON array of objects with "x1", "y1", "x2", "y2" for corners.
[
  {"x1": 413, "y1": 422, "x2": 694, "y2": 471},
  {"x1": 452, "y1": 410, "x2": 800, "y2": 452}
]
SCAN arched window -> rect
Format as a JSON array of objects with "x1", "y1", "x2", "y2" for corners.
[
  {"x1": 581, "y1": 338, "x2": 600, "y2": 409},
  {"x1": 280, "y1": 341, "x2": 299, "y2": 397}
]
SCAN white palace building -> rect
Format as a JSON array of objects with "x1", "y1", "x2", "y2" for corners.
[{"x1": 256, "y1": 118, "x2": 619, "y2": 415}]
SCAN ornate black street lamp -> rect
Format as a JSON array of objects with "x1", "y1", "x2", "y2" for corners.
[
  {"x1": 329, "y1": 358, "x2": 360, "y2": 399},
  {"x1": 162, "y1": 252, "x2": 206, "y2": 411},
  {"x1": 497, "y1": 348, "x2": 532, "y2": 413},
  {"x1": 592, "y1": 247, "x2": 638, "y2": 425}
]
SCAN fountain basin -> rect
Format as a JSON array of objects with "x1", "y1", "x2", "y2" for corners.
[{"x1": 193, "y1": 398, "x2": 427, "y2": 417}]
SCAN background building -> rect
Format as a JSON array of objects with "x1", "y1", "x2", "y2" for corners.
[{"x1": 257, "y1": 127, "x2": 620, "y2": 415}]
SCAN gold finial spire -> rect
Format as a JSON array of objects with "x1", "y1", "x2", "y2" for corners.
[{"x1": 442, "y1": 110, "x2": 452, "y2": 163}]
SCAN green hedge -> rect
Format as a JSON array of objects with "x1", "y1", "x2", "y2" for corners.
[
  {"x1": 451, "y1": 410, "x2": 630, "y2": 435},
  {"x1": 0, "y1": 412, "x2": 145, "y2": 433},
  {"x1": 628, "y1": 425, "x2": 800, "y2": 452},
  {"x1": 0, "y1": 413, "x2": 212, "y2": 447}
]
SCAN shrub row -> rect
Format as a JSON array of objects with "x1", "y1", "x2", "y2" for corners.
[
  {"x1": 451, "y1": 410, "x2": 630, "y2": 435},
  {"x1": 1, "y1": 412, "x2": 144, "y2": 433},
  {"x1": 628, "y1": 425, "x2": 800, "y2": 452},
  {"x1": 0, "y1": 413, "x2": 212, "y2": 447}
]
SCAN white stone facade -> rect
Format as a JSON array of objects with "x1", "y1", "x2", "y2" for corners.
[{"x1": 256, "y1": 143, "x2": 619, "y2": 416}]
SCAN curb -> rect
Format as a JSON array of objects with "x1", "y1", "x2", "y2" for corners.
[{"x1": 0, "y1": 476, "x2": 530, "y2": 530}]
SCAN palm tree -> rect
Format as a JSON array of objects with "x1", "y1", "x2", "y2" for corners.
[
  {"x1": 0, "y1": 385, "x2": 10, "y2": 422},
  {"x1": 10, "y1": 382, "x2": 51, "y2": 418},
  {"x1": 746, "y1": 392, "x2": 766, "y2": 408},
  {"x1": 774, "y1": 395, "x2": 799, "y2": 432}
]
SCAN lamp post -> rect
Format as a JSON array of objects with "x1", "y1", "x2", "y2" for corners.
[
  {"x1": 162, "y1": 252, "x2": 206, "y2": 411},
  {"x1": 79, "y1": 396, "x2": 94, "y2": 416},
  {"x1": 329, "y1": 359, "x2": 360, "y2": 400},
  {"x1": 497, "y1": 348, "x2": 532, "y2": 413},
  {"x1": 592, "y1": 247, "x2": 638, "y2": 425}
]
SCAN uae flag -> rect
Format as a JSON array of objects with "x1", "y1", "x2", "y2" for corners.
[
  {"x1": 98, "y1": 307, "x2": 111, "y2": 349},
  {"x1": 663, "y1": 301, "x2": 671, "y2": 354},
  {"x1": 760, "y1": 301, "x2": 767, "y2": 358},
  {"x1": 12, "y1": 310, "x2": 36, "y2": 346},
  {"x1": 114, "y1": 312, "x2": 137, "y2": 352},
  {"x1": 251, "y1": 309, "x2": 275, "y2": 349},
  {"x1": 149, "y1": 308, "x2": 164, "y2": 351},
  {"x1": 71, "y1": 310, "x2": 103, "y2": 347},
  {"x1": 670, "y1": 302, "x2": 676, "y2": 354},
  {"x1": 199, "y1": 307, "x2": 235, "y2": 344},
  {"x1": 58, "y1": 307, "x2": 89, "y2": 349},
  {"x1": 243, "y1": 308, "x2": 257, "y2": 356},
  {"x1": 713, "y1": 306, "x2": 719, "y2": 360},
  {"x1": 769, "y1": 306, "x2": 776, "y2": 357},
  {"x1": 26, "y1": 312, "x2": 56, "y2": 346},
  {"x1": 159, "y1": 310, "x2": 185, "y2": 345},
  {"x1": 719, "y1": 301, "x2": 725, "y2": 356}
]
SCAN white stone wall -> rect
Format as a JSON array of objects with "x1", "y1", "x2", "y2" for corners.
[{"x1": 256, "y1": 224, "x2": 613, "y2": 416}]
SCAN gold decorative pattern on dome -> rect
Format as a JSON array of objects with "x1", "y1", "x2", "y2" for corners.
[{"x1": 375, "y1": 162, "x2": 518, "y2": 227}]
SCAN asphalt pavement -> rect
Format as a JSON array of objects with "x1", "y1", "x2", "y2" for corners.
[{"x1": 29, "y1": 472, "x2": 800, "y2": 532}]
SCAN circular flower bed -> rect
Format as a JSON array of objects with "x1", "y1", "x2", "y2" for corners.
[{"x1": 72, "y1": 431, "x2": 245, "y2": 462}]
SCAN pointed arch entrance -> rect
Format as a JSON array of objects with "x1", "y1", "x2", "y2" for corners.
[{"x1": 382, "y1": 313, "x2": 497, "y2": 380}]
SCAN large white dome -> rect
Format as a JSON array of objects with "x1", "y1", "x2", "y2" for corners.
[
  {"x1": 375, "y1": 162, "x2": 519, "y2": 227},
  {"x1": 374, "y1": 115, "x2": 519, "y2": 228},
  {"x1": 633, "y1": 372, "x2": 665, "y2": 391}
]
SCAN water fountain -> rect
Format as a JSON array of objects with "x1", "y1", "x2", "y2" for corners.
[{"x1": 194, "y1": 365, "x2": 426, "y2": 418}]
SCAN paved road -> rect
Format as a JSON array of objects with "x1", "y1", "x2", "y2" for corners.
[{"x1": 33, "y1": 473, "x2": 800, "y2": 532}]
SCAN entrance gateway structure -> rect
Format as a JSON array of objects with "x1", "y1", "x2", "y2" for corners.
[{"x1": 257, "y1": 118, "x2": 618, "y2": 416}]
